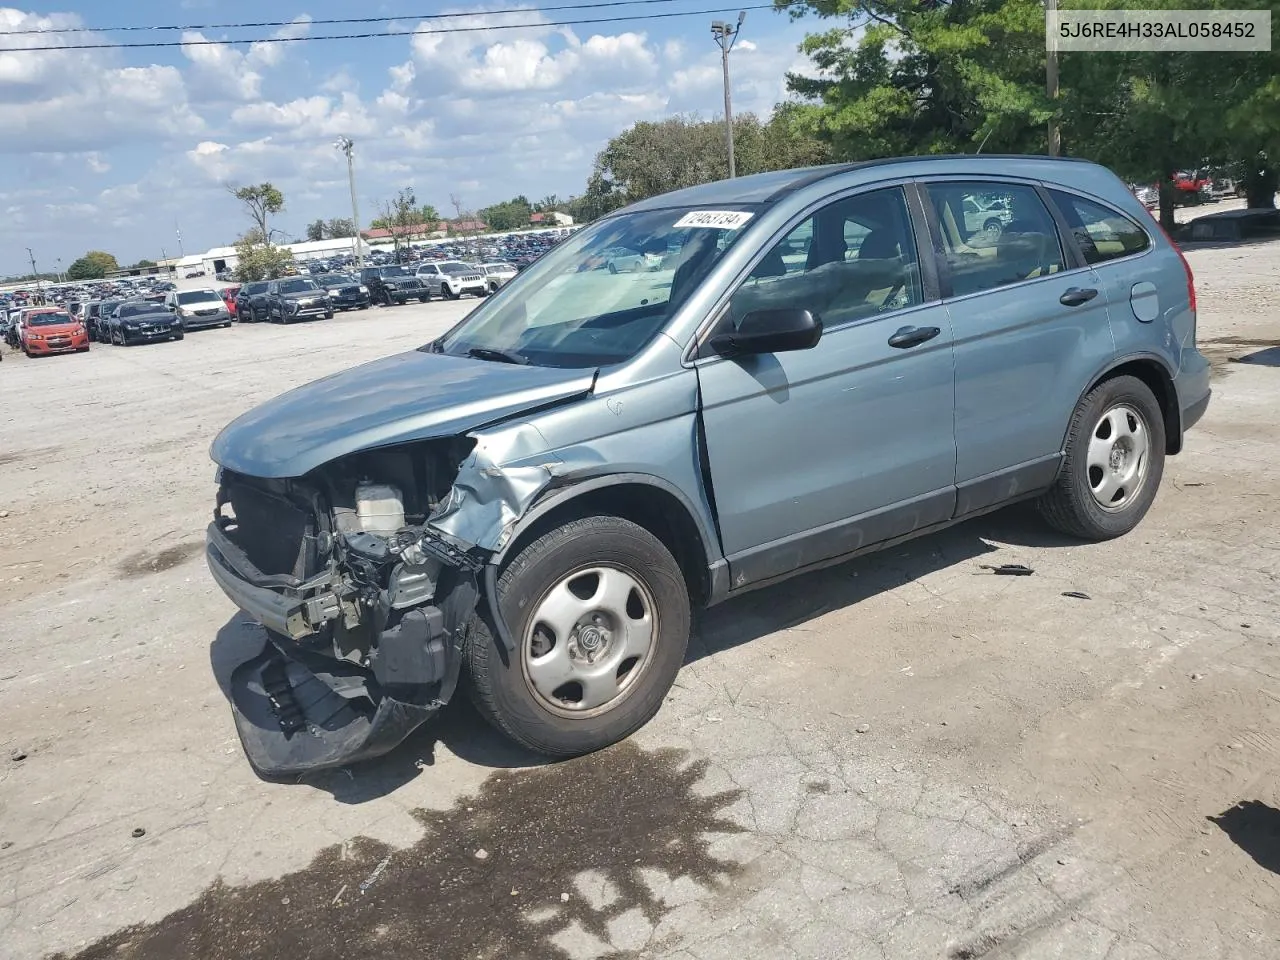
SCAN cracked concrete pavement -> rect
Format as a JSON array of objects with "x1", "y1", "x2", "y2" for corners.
[{"x1": 2, "y1": 237, "x2": 1279, "y2": 960}]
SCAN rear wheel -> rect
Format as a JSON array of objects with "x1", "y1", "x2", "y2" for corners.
[
  {"x1": 324, "y1": 311, "x2": 334, "y2": 320},
  {"x1": 468, "y1": 515, "x2": 690, "y2": 758},
  {"x1": 1037, "y1": 375, "x2": 1165, "y2": 540}
]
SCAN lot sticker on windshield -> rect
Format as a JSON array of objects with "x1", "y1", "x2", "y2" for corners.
[{"x1": 674, "y1": 210, "x2": 754, "y2": 230}]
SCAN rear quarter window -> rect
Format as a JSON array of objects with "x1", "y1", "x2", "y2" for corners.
[{"x1": 1048, "y1": 189, "x2": 1151, "y2": 265}]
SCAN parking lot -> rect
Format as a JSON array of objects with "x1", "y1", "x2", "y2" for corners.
[{"x1": 2, "y1": 243, "x2": 1279, "y2": 959}]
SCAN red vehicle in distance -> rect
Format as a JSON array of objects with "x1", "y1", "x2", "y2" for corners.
[{"x1": 20, "y1": 308, "x2": 90, "y2": 357}]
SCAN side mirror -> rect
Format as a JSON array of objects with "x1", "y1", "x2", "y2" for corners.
[{"x1": 709, "y1": 308, "x2": 823, "y2": 357}]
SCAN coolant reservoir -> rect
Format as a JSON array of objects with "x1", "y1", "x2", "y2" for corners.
[{"x1": 355, "y1": 483, "x2": 405, "y2": 536}]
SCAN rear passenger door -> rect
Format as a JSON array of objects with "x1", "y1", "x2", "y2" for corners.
[
  {"x1": 696, "y1": 185, "x2": 958, "y2": 588},
  {"x1": 920, "y1": 179, "x2": 1115, "y2": 516}
]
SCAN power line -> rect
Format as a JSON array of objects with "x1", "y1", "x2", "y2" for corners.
[
  {"x1": 0, "y1": 0, "x2": 698, "y2": 35},
  {"x1": 1, "y1": 4, "x2": 791, "y2": 53}
]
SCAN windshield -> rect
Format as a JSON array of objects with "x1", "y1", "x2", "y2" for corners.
[
  {"x1": 29, "y1": 312, "x2": 73, "y2": 326},
  {"x1": 278, "y1": 279, "x2": 320, "y2": 293},
  {"x1": 439, "y1": 262, "x2": 472, "y2": 274},
  {"x1": 118, "y1": 302, "x2": 167, "y2": 317},
  {"x1": 435, "y1": 205, "x2": 757, "y2": 367},
  {"x1": 318, "y1": 274, "x2": 353, "y2": 286},
  {"x1": 177, "y1": 290, "x2": 219, "y2": 304},
  {"x1": 380, "y1": 266, "x2": 412, "y2": 278},
  {"x1": 242, "y1": 282, "x2": 268, "y2": 294}
]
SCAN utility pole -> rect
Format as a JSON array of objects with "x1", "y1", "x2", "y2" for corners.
[
  {"x1": 175, "y1": 221, "x2": 185, "y2": 258},
  {"x1": 711, "y1": 12, "x2": 746, "y2": 179},
  {"x1": 1045, "y1": 0, "x2": 1061, "y2": 156},
  {"x1": 26, "y1": 247, "x2": 42, "y2": 298},
  {"x1": 336, "y1": 137, "x2": 364, "y2": 269}
]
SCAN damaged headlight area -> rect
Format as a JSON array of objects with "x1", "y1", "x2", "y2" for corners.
[{"x1": 206, "y1": 438, "x2": 492, "y2": 778}]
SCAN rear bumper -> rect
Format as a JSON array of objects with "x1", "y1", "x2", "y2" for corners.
[{"x1": 1175, "y1": 348, "x2": 1212, "y2": 437}]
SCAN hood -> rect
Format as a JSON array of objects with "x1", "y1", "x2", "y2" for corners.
[
  {"x1": 281, "y1": 290, "x2": 325, "y2": 300},
  {"x1": 211, "y1": 349, "x2": 597, "y2": 479},
  {"x1": 29, "y1": 321, "x2": 81, "y2": 334}
]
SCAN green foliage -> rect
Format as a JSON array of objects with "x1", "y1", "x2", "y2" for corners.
[
  {"x1": 325, "y1": 217, "x2": 356, "y2": 238},
  {"x1": 478, "y1": 195, "x2": 532, "y2": 232},
  {"x1": 780, "y1": 0, "x2": 1052, "y2": 159},
  {"x1": 233, "y1": 232, "x2": 293, "y2": 282},
  {"x1": 229, "y1": 182, "x2": 285, "y2": 239},
  {"x1": 305, "y1": 219, "x2": 326, "y2": 242},
  {"x1": 783, "y1": 0, "x2": 1280, "y2": 225},
  {"x1": 577, "y1": 111, "x2": 831, "y2": 219},
  {"x1": 65, "y1": 250, "x2": 120, "y2": 280},
  {"x1": 130, "y1": 259, "x2": 157, "y2": 269}
]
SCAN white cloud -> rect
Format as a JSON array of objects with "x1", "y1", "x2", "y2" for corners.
[
  {"x1": 247, "y1": 16, "x2": 314, "y2": 69},
  {"x1": 86, "y1": 153, "x2": 110, "y2": 174},
  {"x1": 230, "y1": 93, "x2": 377, "y2": 139},
  {"x1": 181, "y1": 31, "x2": 262, "y2": 100}
]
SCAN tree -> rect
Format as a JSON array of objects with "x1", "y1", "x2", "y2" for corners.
[
  {"x1": 579, "y1": 112, "x2": 831, "y2": 218},
  {"x1": 65, "y1": 250, "x2": 120, "y2": 280},
  {"x1": 233, "y1": 230, "x2": 293, "y2": 282},
  {"x1": 781, "y1": 0, "x2": 1280, "y2": 229},
  {"x1": 228, "y1": 182, "x2": 285, "y2": 240},
  {"x1": 419, "y1": 205, "x2": 440, "y2": 226},
  {"x1": 305, "y1": 219, "x2": 326, "y2": 242},
  {"x1": 130, "y1": 259, "x2": 157, "y2": 269},
  {"x1": 478, "y1": 195, "x2": 533, "y2": 232},
  {"x1": 325, "y1": 217, "x2": 356, "y2": 238}
]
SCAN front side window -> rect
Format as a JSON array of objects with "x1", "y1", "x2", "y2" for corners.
[
  {"x1": 926, "y1": 181, "x2": 1064, "y2": 297},
  {"x1": 1048, "y1": 190, "x2": 1150, "y2": 265},
  {"x1": 433, "y1": 204, "x2": 757, "y2": 368},
  {"x1": 723, "y1": 187, "x2": 923, "y2": 335}
]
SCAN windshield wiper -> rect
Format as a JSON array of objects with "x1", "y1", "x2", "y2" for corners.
[{"x1": 466, "y1": 346, "x2": 529, "y2": 365}]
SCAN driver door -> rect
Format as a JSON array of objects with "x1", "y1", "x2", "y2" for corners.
[{"x1": 695, "y1": 186, "x2": 958, "y2": 589}]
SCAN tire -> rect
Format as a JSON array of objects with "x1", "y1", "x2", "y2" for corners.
[
  {"x1": 324, "y1": 311, "x2": 334, "y2": 320},
  {"x1": 173, "y1": 332, "x2": 184, "y2": 341},
  {"x1": 444, "y1": 284, "x2": 458, "y2": 300},
  {"x1": 359, "y1": 303, "x2": 369, "y2": 311},
  {"x1": 1037, "y1": 375, "x2": 1166, "y2": 541},
  {"x1": 467, "y1": 515, "x2": 690, "y2": 758},
  {"x1": 419, "y1": 295, "x2": 430, "y2": 303},
  {"x1": 983, "y1": 218, "x2": 1003, "y2": 241}
]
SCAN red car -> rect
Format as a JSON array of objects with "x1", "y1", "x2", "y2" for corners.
[
  {"x1": 222, "y1": 285, "x2": 241, "y2": 318},
  {"x1": 21, "y1": 309, "x2": 90, "y2": 357}
]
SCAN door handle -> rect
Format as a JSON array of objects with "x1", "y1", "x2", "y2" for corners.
[
  {"x1": 1059, "y1": 287, "x2": 1099, "y2": 307},
  {"x1": 888, "y1": 325, "x2": 941, "y2": 349}
]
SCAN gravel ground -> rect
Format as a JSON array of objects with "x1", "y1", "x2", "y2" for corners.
[{"x1": 1, "y1": 241, "x2": 1279, "y2": 960}]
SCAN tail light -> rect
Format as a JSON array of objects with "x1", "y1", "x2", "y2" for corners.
[{"x1": 1141, "y1": 205, "x2": 1196, "y2": 315}]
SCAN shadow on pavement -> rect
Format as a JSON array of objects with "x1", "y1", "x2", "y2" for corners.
[{"x1": 1209, "y1": 800, "x2": 1280, "y2": 875}]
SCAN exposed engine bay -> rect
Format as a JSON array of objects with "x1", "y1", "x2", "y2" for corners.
[{"x1": 207, "y1": 437, "x2": 519, "y2": 777}]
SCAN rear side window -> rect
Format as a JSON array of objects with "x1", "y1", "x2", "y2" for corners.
[
  {"x1": 1048, "y1": 190, "x2": 1150, "y2": 265},
  {"x1": 925, "y1": 182, "x2": 1064, "y2": 298}
]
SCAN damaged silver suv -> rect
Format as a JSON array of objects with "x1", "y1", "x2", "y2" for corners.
[{"x1": 207, "y1": 155, "x2": 1210, "y2": 776}]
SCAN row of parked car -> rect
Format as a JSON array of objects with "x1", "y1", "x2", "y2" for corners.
[{"x1": 227, "y1": 262, "x2": 519, "y2": 321}]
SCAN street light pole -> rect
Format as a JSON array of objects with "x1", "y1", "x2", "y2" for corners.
[
  {"x1": 336, "y1": 136, "x2": 364, "y2": 269},
  {"x1": 26, "y1": 247, "x2": 42, "y2": 299},
  {"x1": 711, "y1": 12, "x2": 746, "y2": 179}
]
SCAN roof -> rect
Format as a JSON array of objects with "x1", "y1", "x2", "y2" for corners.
[{"x1": 621, "y1": 154, "x2": 1095, "y2": 213}]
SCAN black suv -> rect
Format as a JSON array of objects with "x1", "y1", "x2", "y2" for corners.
[
  {"x1": 359, "y1": 265, "x2": 428, "y2": 306},
  {"x1": 235, "y1": 281, "x2": 271, "y2": 323},
  {"x1": 264, "y1": 277, "x2": 333, "y2": 323}
]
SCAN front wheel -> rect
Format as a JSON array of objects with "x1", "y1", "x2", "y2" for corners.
[
  {"x1": 1037, "y1": 375, "x2": 1165, "y2": 540},
  {"x1": 467, "y1": 515, "x2": 690, "y2": 758},
  {"x1": 324, "y1": 311, "x2": 334, "y2": 319}
]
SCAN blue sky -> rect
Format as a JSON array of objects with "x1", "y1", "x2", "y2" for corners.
[{"x1": 1, "y1": 1, "x2": 820, "y2": 272}]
